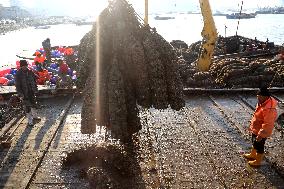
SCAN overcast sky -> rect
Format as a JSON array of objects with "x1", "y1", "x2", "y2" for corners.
[{"x1": 0, "y1": 0, "x2": 283, "y2": 16}]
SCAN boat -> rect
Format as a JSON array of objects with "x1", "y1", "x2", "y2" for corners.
[
  {"x1": 213, "y1": 11, "x2": 226, "y2": 16},
  {"x1": 226, "y1": 13, "x2": 257, "y2": 19},
  {"x1": 74, "y1": 21, "x2": 93, "y2": 26},
  {"x1": 34, "y1": 25, "x2": 51, "y2": 29},
  {"x1": 154, "y1": 15, "x2": 175, "y2": 20}
]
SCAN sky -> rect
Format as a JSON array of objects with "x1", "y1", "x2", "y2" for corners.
[{"x1": 0, "y1": 0, "x2": 283, "y2": 16}]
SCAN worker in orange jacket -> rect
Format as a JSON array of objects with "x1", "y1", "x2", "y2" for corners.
[
  {"x1": 243, "y1": 87, "x2": 278, "y2": 167},
  {"x1": 34, "y1": 52, "x2": 45, "y2": 65}
]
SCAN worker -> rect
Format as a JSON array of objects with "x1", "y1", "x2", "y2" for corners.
[
  {"x1": 243, "y1": 87, "x2": 278, "y2": 167},
  {"x1": 42, "y1": 38, "x2": 51, "y2": 63},
  {"x1": 64, "y1": 47, "x2": 74, "y2": 56},
  {"x1": 57, "y1": 59, "x2": 71, "y2": 88},
  {"x1": 37, "y1": 66, "x2": 51, "y2": 85},
  {"x1": 64, "y1": 47, "x2": 76, "y2": 70},
  {"x1": 58, "y1": 59, "x2": 69, "y2": 76},
  {"x1": 15, "y1": 60, "x2": 41, "y2": 126},
  {"x1": 34, "y1": 52, "x2": 45, "y2": 65}
]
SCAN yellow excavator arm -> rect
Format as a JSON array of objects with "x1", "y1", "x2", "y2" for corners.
[{"x1": 197, "y1": 0, "x2": 218, "y2": 71}]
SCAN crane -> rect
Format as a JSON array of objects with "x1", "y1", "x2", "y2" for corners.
[
  {"x1": 197, "y1": 0, "x2": 218, "y2": 71},
  {"x1": 144, "y1": 0, "x2": 217, "y2": 71}
]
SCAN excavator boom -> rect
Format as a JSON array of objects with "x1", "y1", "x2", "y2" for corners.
[{"x1": 197, "y1": 0, "x2": 218, "y2": 71}]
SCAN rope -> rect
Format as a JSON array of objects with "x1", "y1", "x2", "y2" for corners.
[{"x1": 235, "y1": 0, "x2": 243, "y2": 36}]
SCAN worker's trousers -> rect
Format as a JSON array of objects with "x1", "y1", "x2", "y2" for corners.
[
  {"x1": 27, "y1": 108, "x2": 38, "y2": 125},
  {"x1": 23, "y1": 93, "x2": 38, "y2": 125},
  {"x1": 252, "y1": 134, "x2": 267, "y2": 154}
]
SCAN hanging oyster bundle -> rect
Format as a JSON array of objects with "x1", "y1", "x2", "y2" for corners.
[{"x1": 78, "y1": 0, "x2": 185, "y2": 140}]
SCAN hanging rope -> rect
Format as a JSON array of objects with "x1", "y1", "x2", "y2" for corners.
[
  {"x1": 174, "y1": 0, "x2": 182, "y2": 56},
  {"x1": 235, "y1": 0, "x2": 243, "y2": 36}
]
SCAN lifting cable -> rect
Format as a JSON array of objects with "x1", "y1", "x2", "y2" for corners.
[
  {"x1": 174, "y1": 0, "x2": 183, "y2": 57},
  {"x1": 235, "y1": 0, "x2": 243, "y2": 36}
]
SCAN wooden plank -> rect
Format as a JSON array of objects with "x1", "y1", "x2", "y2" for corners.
[
  {"x1": 0, "y1": 116, "x2": 24, "y2": 138},
  {"x1": 0, "y1": 86, "x2": 77, "y2": 95},
  {"x1": 183, "y1": 87, "x2": 284, "y2": 95}
]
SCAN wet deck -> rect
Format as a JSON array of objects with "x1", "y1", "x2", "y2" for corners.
[{"x1": 0, "y1": 93, "x2": 284, "y2": 188}]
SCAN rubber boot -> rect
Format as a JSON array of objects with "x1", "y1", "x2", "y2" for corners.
[
  {"x1": 27, "y1": 112, "x2": 34, "y2": 126},
  {"x1": 243, "y1": 148, "x2": 257, "y2": 160},
  {"x1": 248, "y1": 153, "x2": 264, "y2": 167}
]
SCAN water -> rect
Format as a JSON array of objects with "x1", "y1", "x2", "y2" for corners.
[
  {"x1": 0, "y1": 24, "x2": 92, "y2": 68},
  {"x1": 150, "y1": 13, "x2": 284, "y2": 45},
  {"x1": 0, "y1": 14, "x2": 283, "y2": 68}
]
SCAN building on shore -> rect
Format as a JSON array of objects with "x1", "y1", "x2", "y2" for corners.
[
  {"x1": 256, "y1": 6, "x2": 284, "y2": 14},
  {"x1": 0, "y1": 4, "x2": 31, "y2": 21},
  {"x1": 10, "y1": 0, "x2": 23, "y2": 7}
]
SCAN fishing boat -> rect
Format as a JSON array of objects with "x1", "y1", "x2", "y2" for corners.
[
  {"x1": 213, "y1": 11, "x2": 226, "y2": 16},
  {"x1": 226, "y1": 12, "x2": 257, "y2": 19},
  {"x1": 34, "y1": 25, "x2": 51, "y2": 29},
  {"x1": 154, "y1": 15, "x2": 175, "y2": 20},
  {"x1": 74, "y1": 21, "x2": 93, "y2": 26}
]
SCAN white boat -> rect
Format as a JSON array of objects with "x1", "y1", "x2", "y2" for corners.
[
  {"x1": 154, "y1": 16, "x2": 175, "y2": 20},
  {"x1": 34, "y1": 25, "x2": 51, "y2": 29},
  {"x1": 226, "y1": 13, "x2": 257, "y2": 19}
]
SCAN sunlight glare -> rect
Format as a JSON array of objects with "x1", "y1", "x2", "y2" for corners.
[{"x1": 95, "y1": 16, "x2": 101, "y2": 122}]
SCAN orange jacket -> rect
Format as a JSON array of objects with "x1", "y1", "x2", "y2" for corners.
[
  {"x1": 64, "y1": 48, "x2": 74, "y2": 55},
  {"x1": 34, "y1": 55, "x2": 45, "y2": 64},
  {"x1": 249, "y1": 97, "x2": 278, "y2": 138}
]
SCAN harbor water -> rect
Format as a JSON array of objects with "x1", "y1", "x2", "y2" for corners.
[{"x1": 0, "y1": 14, "x2": 283, "y2": 68}]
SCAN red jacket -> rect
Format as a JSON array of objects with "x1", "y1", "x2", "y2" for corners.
[
  {"x1": 249, "y1": 97, "x2": 278, "y2": 138},
  {"x1": 37, "y1": 70, "x2": 50, "y2": 85},
  {"x1": 59, "y1": 63, "x2": 69, "y2": 74}
]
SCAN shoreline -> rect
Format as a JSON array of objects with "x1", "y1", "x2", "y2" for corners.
[{"x1": 0, "y1": 23, "x2": 28, "y2": 35}]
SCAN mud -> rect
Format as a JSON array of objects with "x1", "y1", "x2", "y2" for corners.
[
  {"x1": 62, "y1": 94, "x2": 284, "y2": 189},
  {"x1": 63, "y1": 142, "x2": 145, "y2": 189},
  {"x1": 1, "y1": 94, "x2": 284, "y2": 188}
]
